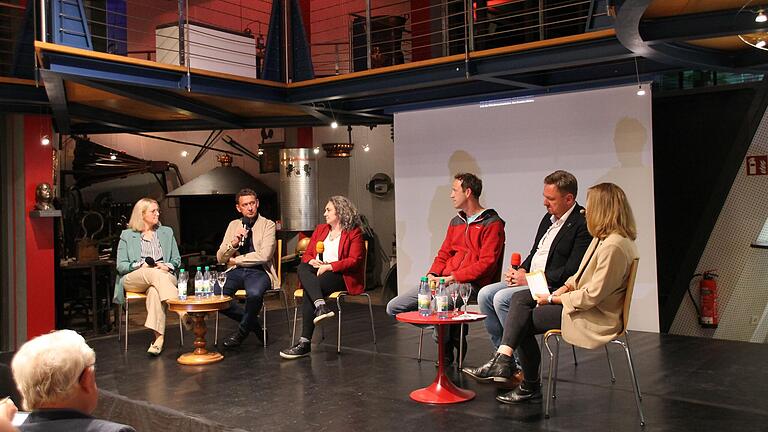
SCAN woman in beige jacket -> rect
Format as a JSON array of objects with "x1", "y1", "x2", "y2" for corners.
[{"x1": 463, "y1": 183, "x2": 638, "y2": 404}]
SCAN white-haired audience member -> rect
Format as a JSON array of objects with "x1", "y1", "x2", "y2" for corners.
[{"x1": 11, "y1": 330, "x2": 135, "y2": 432}]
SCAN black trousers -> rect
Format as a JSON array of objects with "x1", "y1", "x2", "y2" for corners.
[
  {"x1": 500, "y1": 290, "x2": 562, "y2": 382},
  {"x1": 297, "y1": 262, "x2": 345, "y2": 339}
]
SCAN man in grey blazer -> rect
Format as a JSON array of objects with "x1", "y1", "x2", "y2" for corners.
[
  {"x1": 216, "y1": 189, "x2": 279, "y2": 347},
  {"x1": 12, "y1": 330, "x2": 135, "y2": 432}
]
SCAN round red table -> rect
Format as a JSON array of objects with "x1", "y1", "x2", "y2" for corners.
[{"x1": 396, "y1": 311, "x2": 486, "y2": 404}]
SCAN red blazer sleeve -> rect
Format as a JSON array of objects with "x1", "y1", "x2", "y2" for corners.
[
  {"x1": 451, "y1": 220, "x2": 505, "y2": 283},
  {"x1": 330, "y1": 227, "x2": 365, "y2": 274}
]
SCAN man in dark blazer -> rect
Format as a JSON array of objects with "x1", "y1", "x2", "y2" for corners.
[
  {"x1": 12, "y1": 330, "x2": 135, "y2": 432},
  {"x1": 472, "y1": 170, "x2": 592, "y2": 354}
]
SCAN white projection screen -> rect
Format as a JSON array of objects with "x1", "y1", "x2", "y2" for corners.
[{"x1": 393, "y1": 84, "x2": 659, "y2": 332}]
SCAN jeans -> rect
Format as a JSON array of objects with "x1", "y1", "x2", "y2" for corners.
[
  {"x1": 219, "y1": 267, "x2": 270, "y2": 333},
  {"x1": 477, "y1": 282, "x2": 528, "y2": 349}
]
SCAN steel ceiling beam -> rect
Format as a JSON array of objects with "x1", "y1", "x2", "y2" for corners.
[{"x1": 39, "y1": 70, "x2": 71, "y2": 134}]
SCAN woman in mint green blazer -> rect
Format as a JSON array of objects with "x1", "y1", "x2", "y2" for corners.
[{"x1": 114, "y1": 198, "x2": 181, "y2": 355}]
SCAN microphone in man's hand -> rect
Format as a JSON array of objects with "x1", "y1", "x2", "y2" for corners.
[
  {"x1": 239, "y1": 217, "x2": 251, "y2": 248},
  {"x1": 316, "y1": 241, "x2": 325, "y2": 263},
  {"x1": 510, "y1": 252, "x2": 521, "y2": 270},
  {"x1": 145, "y1": 257, "x2": 156, "y2": 268}
]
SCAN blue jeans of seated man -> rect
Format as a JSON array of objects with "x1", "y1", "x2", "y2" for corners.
[
  {"x1": 477, "y1": 282, "x2": 528, "y2": 349},
  {"x1": 218, "y1": 267, "x2": 270, "y2": 333}
]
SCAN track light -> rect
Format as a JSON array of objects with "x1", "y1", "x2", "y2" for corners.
[
  {"x1": 257, "y1": 148, "x2": 264, "y2": 156},
  {"x1": 363, "y1": 144, "x2": 370, "y2": 152},
  {"x1": 313, "y1": 147, "x2": 320, "y2": 154},
  {"x1": 636, "y1": 86, "x2": 646, "y2": 96},
  {"x1": 181, "y1": 150, "x2": 188, "y2": 157},
  {"x1": 41, "y1": 135, "x2": 50, "y2": 146},
  {"x1": 757, "y1": 10, "x2": 767, "y2": 23},
  {"x1": 109, "y1": 153, "x2": 117, "y2": 160},
  {"x1": 757, "y1": 39, "x2": 767, "y2": 48},
  {"x1": 331, "y1": 121, "x2": 338, "y2": 129}
]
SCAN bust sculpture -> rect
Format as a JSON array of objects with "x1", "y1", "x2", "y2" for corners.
[{"x1": 35, "y1": 183, "x2": 54, "y2": 211}]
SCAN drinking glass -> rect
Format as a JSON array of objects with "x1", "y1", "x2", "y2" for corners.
[
  {"x1": 216, "y1": 271, "x2": 227, "y2": 297},
  {"x1": 449, "y1": 283, "x2": 460, "y2": 315},
  {"x1": 459, "y1": 283, "x2": 471, "y2": 316}
]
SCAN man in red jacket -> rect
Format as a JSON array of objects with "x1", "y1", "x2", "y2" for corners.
[{"x1": 387, "y1": 173, "x2": 505, "y2": 365}]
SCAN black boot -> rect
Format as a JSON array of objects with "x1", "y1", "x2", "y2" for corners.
[
  {"x1": 462, "y1": 352, "x2": 514, "y2": 383},
  {"x1": 222, "y1": 328, "x2": 249, "y2": 348},
  {"x1": 496, "y1": 381, "x2": 542, "y2": 404}
]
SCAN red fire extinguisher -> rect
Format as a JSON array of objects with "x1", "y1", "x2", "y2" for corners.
[{"x1": 688, "y1": 271, "x2": 719, "y2": 328}]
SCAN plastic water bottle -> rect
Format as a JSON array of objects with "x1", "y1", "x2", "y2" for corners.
[
  {"x1": 418, "y1": 277, "x2": 431, "y2": 317},
  {"x1": 177, "y1": 269, "x2": 188, "y2": 300},
  {"x1": 436, "y1": 278, "x2": 450, "y2": 319},
  {"x1": 194, "y1": 266, "x2": 203, "y2": 297},
  {"x1": 203, "y1": 266, "x2": 211, "y2": 297}
]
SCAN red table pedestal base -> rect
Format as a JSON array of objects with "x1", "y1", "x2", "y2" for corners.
[{"x1": 410, "y1": 374, "x2": 476, "y2": 404}]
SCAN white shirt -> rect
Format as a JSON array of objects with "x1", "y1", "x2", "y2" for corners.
[
  {"x1": 530, "y1": 204, "x2": 576, "y2": 273},
  {"x1": 322, "y1": 231, "x2": 341, "y2": 263}
]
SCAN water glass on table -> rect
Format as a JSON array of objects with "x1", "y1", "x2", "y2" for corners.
[
  {"x1": 216, "y1": 271, "x2": 227, "y2": 297},
  {"x1": 459, "y1": 283, "x2": 471, "y2": 316}
]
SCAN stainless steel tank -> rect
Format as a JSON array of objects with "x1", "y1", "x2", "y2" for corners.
[{"x1": 279, "y1": 148, "x2": 318, "y2": 230}]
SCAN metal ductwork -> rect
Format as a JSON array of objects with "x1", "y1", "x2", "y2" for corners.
[{"x1": 279, "y1": 148, "x2": 317, "y2": 231}]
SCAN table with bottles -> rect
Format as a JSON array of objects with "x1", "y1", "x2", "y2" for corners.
[
  {"x1": 167, "y1": 295, "x2": 232, "y2": 365},
  {"x1": 396, "y1": 310, "x2": 486, "y2": 404}
]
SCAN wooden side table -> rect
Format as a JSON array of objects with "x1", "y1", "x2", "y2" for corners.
[{"x1": 167, "y1": 295, "x2": 232, "y2": 365}]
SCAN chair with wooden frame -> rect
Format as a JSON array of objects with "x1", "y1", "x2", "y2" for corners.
[
  {"x1": 234, "y1": 239, "x2": 291, "y2": 346},
  {"x1": 118, "y1": 289, "x2": 191, "y2": 351},
  {"x1": 291, "y1": 241, "x2": 375, "y2": 353},
  {"x1": 541, "y1": 258, "x2": 645, "y2": 427}
]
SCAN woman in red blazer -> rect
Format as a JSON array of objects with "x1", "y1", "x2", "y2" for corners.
[{"x1": 280, "y1": 195, "x2": 366, "y2": 360}]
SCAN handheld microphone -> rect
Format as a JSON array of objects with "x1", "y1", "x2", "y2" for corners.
[
  {"x1": 145, "y1": 257, "x2": 156, "y2": 268},
  {"x1": 510, "y1": 252, "x2": 521, "y2": 270},
  {"x1": 316, "y1": 241, "x2": 325, "y2": 263},
  {"x1": 239, "y1": 217, "x2": 250, "y2": 248}
]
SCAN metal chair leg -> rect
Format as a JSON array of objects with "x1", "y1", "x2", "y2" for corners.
[
  {"x1": 124, "y1": 301, "x2": 129, "y2": 352},
  {"x1": 605, "y1": 345, "x2": 616, "y2": 383},
  {"x1": 458, "y1": 324, "x2": 465, "y2": 369},
  {"x1": 117, "y1": 304, "x2": 122, "y2": 342},
  {"x1": 179, "y1": 317, "x2": 184, "y2": 346},
  {"x1": 215, "y1": 311, "x2": 219, "y2": 346},
  {"x1": 417, "y1": 328, "x2": 424, "y2": 362},
  {"x1": 544, "y1": 332, "x2": 559, "y2": 418},
  {"x1": 364, "y1": 293, "x2": 376, "y2": 344},
  {"x1": 336, "y1": 295, "x2": 343, "y2": 353},
  {"x1": 292, "y1": 301, "x2": 299, "y2": 345},
  {"x1": 624, "y1": 331, "x2": 642, "y2": 399},
  {"x1": 261, "y1": 301, "x2": 268, "y2": 347},
  {"x1": 553, "y1": 335, "x2": 561, "y2": 397},
  {"x1": 280, "y1": 291, "x2": 291, "y2": 334},
  {"x1": 616, "y1": 338, "x2": 646, "y2": 426}
]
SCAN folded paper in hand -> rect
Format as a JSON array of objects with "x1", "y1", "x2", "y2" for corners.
[{"x1": 525, "y1": 270, "x2": 550, "y2": 299}]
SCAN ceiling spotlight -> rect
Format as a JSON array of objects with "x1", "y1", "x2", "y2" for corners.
[
  {"x1": 258, "y1": 148, "x2": 264, "y2": 156},
  {"x1": 181, "y1": 150, "x2": 188, "y2": 157},
  {"x1": 41, "y1": 135, "x2": 50, "y2": 146},
  {"x1": 313, "y1": 147, "x2": 320, "y2": 154},
  {"x1": 363, "y1": 144, "x2": 370, "y2": 152},
  {"x1": 109, "y1": 153, "x2": 117, "y2": 160},
  {"x1": 331, "y1": 121, "x2": 338, "y2": 129},
  {"x1": 757, "y1": 10, "x2": 767, "y2": 23},
  {"x1": 636, "y1": 86, "x2": 646, "y2": 96},
  {"x1": 757, "y1": 39, "x2": 767, "y2": 48}
]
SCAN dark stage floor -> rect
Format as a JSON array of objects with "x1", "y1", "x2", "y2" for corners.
[{"x1": 86, "y1": 304, "x2": 768, "y2": 432}]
